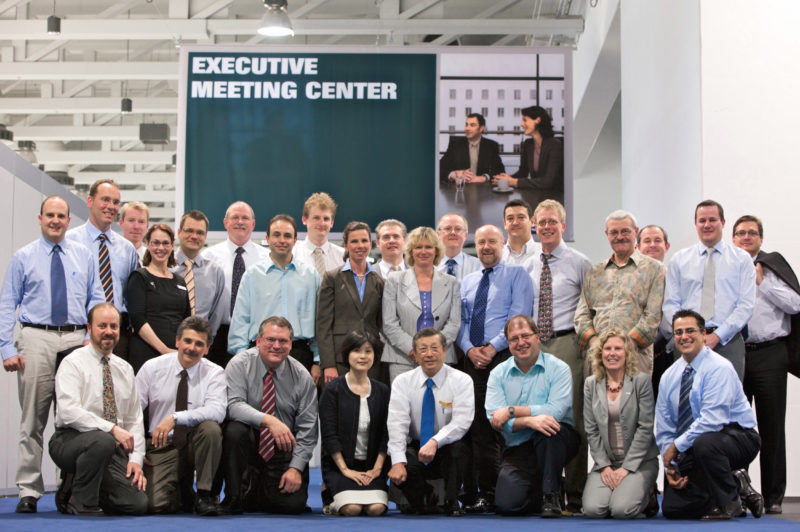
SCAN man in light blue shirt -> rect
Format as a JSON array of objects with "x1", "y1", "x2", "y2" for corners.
[
  {"x1": 456, "y1": 224, "x2": 533, "y2": 513},
  {"x1": 657, "y1": 309, "x2": 761, "y2": 520},
  {"x1": 67, "y1": 179, "x2": 139, "y2": 359},
  {"x1": 486, "y1": 314, "x2": 577, "y2": 517},
  {"x1": 228, "y1": 214, "x2": 320, "y2": 382},
  {"x1": 661, "y1": 200, "x2": 756, "y2": 381},
  {"x1": 1, "y1": 196, "x2": 105, "y2": 513}
]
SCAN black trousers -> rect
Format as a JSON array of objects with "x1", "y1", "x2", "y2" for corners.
[
  {"x1": 494, "y1": 423, "x2": 579, "y2": 515},
  {"x1": 459, "y1": 348, "x2": 510, "y2": 504},
  {"x1": 744, "y1": 339, "x2": 787, "y2": 506},
  {"x1": 222, "y1": 421, "x2": 309, "y2": 514},
  {"x1": 662, "y1": 424, "x2": 760, "y2": 519},
  {"x1": 207, "y1": 323, "x2": 233, "y2": 368},
  {"x1": 394, "y1": 440, "x2": 464, "y2": 509}
]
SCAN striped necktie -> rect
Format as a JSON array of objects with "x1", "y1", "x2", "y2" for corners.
[
  {"x1": 183, "y1": 259, "x2": 196, "y2": 315},
  {"x1": 259, "y1": 369, "x2": 277, "y2": 462},
  {"x1": 676, "y1": 365, "x2": 694, "y2": 436},
  {"x1": 98, "y1": 233, "x2": 114, "y2": 302}
]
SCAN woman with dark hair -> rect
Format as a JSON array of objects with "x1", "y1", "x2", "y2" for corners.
[
  {"x1": 493, "y1": 105, "x2": 564, "y2": 204},
  {"x1": 319, "y1": 330, "x2": 390, "y2": 516},
  {"x1": 317, "y1": 221, "x2": 385, "y2": 383},
  {"x1": 126, "y1": 224, "x2": 190, "y2": 373},
  {"x1": 582, "y1": 328, "x2": 659, "y2": 519}
]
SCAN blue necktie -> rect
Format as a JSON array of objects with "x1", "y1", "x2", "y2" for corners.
[
  {"x1": 469, "y1": 267, "x2": 492, "y2": 346},
  {"x1": 676, "y1": 365, "x2": 694, "y2": 436},
  {"x1": 51, "y1": 244, "x2": 68, "y2": 325},
  {"x1": 231, "y1": 246, "x2": 245, "y2": 316},
  {"x1": 446, "y1": 258, "x2": 456, "y2": 277},
  {"x1": 420, "y1": 378, "x2": 435, "y2": 448}
]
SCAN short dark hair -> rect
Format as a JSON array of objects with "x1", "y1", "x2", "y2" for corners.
[
  {"x1": 89, "y1": 179, "x2": 118, "y2": 198},
  {"x1": 179, "y1": 209, "x2": 209, "y2": 231},
  {"x1": 143, "y1": 224, "x2": 177, "y2": 267},
  {"x1": 637, "y1": 224, "x2": 669, "y2": 245},
  {"x1": 695, "y1": 199, "x2": 725, "y2": 222},
  {"x1": 467, "y1": 112, "x2": 486, "y2": 128},
  {"x1": 520, "y1": 106, "x2": 555, "y2": 138},
  {"x1": 340, "y1": 329, "x2": 384, "y2": 369},
  {"x1": 40, "y1": 195, "x2": 69, "y2": 217},
  {"x1": 268, "y1": 214, "x2": 297, "y2": 238},
  {"x1": 176, "y1": 316, "x2": 213, "y2": 345},
  {"x1": 342, "y1": 221, "x2": 372, "y2": 262},
  {"x1": 412, "y1": 327, "x2": 446, "y2": 351},
  {"x1": 87, "y1": 302, "x2": 120, "y2": 325},
  {"x1": 671, "y1": 309, "x2": 705, "y2": 330},
  {"x1": 257, "y1": 316, "x2": 294, "y2": 339},
  {"x1": 732, "y1": 215, "x2": 763, "y2": 238},
  {"x1": 504, "y1": 314, "x2": 539, "y2": 338},
  {"x1": 504, "y1": 198, "x2": 533, "y2": 218}
]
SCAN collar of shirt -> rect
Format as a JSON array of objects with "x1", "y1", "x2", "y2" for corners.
[
  {"x1": 505, "y1": 239, "x2": 538, "y2": 258},
  {"x1": 260, "y1": 356, "x2": 289, "y2": 381},
  {"x1": 604, "y1": 249, "x2": 645, "y2": 269},
  {"x1": 510, "y1": 350, "x2": 546, "y2": 375},
  {"x1": 543, "y1": 240, "x2": 567, "y2": 261},
  {"x1": 445, "y1": 252, "x2": 464, "y2": 267},
  {"x1": 412, "y1": 365, "x2": 447, "y2": 390},
  {"x1": 168, "y1": 352, "x2": 201, "y2": 382},
  {"x1": 469, "y1": 140, "x2": 480, "y2": 149},
  {"x1": 175, "y1": 249, "x2": 208, "y2": 268},
  {"x1": 266, "y1": 256, "x2": 298, "y2": 273},
  {"x1": 224, "y1": 238, "x2": 259, "y2": 256},
  {"x1": 301, "y1": 238, "x2": 331, "y2": 254},
  {"x1": 675, "y1": 345, "x2": 711, "y2": 373},
  {"x1": 39, "y1": 235, "x2": 62, "y2": 254},
  {"x1": 341, "y1": 258, "x2": 376, "y2": 275},
  {"x1": 696, "y1": 240, "x2": 724, "y2": 256},
  {"x1": 84, "y1": 220, "x2": 114, "y2": 243}
]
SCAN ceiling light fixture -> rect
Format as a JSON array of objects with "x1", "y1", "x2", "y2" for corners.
[
  {"x1": 121, "y1": 97, "x2": 133, "y2": 114},
  {"x1": 258, "y1": 0, "x2": 294, "y2": 37},
  {"x1": 47, "y1": 1, "x2": 60, "y2": 35},
  {"x1": 0, "y1": 124, "x2": 13, "y2": 147},
  {"x1": 17, "y1": 140, "x2": 38, "y2": 165}
]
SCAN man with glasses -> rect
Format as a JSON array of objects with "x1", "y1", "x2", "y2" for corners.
[
  {"x1": 486, "y1": 315, "x2": 578, "y2": 517},
  {"x1": 657, "y1": 309, "x2": 762, "y2": 520},
  {"x1": 526, "y1": 199, "x2": 591, "y2": 514},
  {"x1": 435, "y1": 213, "x2": 481, "y2": 282},
  {"x1": 575, "y1": 210, "x2": 665, "y2": 373},
  {"x1": 661, "y1": 200, "x2": 755, "y2": 381},
  {"x1": 732, "y1": 215, "x2": 800, "y2": 515}
]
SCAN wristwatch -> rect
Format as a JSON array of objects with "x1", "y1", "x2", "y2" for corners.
[{"x1": 507, "y1": 406, "x2": 515, "y2": 417}]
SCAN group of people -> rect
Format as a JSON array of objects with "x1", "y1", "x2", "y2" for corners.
[{"x1": 2, "y1": 175, "x2": 797, "y2": 522}]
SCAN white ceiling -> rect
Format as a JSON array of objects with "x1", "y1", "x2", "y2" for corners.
[{"x1": 0, "y1": 0, "x2": 587, "y2": 221}]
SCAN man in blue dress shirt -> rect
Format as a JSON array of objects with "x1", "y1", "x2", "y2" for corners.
[
  {"x1": 661, "y1": 200, "x2": 756, "y2": 381},
  {"x1": 656, "y1": 309, "x2": 762, "y2": 520},
  {"x1": 67, "y1": 179, "x2": 139, "y2": 360},
  {"x1": 486, "y1": 314, "x2": 577, "y2": 517},
  {"x1": 456, "y1": 224, "x2": 533, "y2": 513},
  {"x1": 0, "y1": 196, "x2": 105, "y2": 513}
]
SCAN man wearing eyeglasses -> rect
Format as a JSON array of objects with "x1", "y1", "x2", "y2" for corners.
[
  {"x1": 661, "y1": 200, "x2": 755, "y2": 382},
  {"x1": 575, "y1": 210, "x2": 665, "y2": 373},
  {"x1": 731, "y1": 215, "x2": 800, "y2": 515},
  {"x1": 486, "y1": 314, "x2": 578, "y2": 517},
  {"x1": 435, "y1": 213, "x2": 481, "y2": 282},
  {"x1": 220, "y1": 316, "x2": 318, "y2": 515},
  {"x1": 657, "y1": 309, "x2": 762, "y2": 520},
  {"x1": 525, "y1": 199, "x2": 591, "y2": 514}
]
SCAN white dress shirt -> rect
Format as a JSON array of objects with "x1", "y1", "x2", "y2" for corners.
[
  {"x1": 201, "y1": 238, "x2": 270, "y2": 324},
  {"x1": 387, "y1": 364, "x2": 474, "y2": 465},
  {"x1": 292, "y1": 238, "x2": 345, "y2": 273},
  {"x1": 376, "y1": 259, "x2": 407, "y2": 279},
  {"x1": 502, "y1": 238, "x2": 541, "y2": 266},
  {"x1": 136, "y1": 352, "x2": 226, "y2": 437},
  {"x1": 435, "y1": 251, "x2": 482, "y2": 282},
  {"x1": 55, "y1": 344, "x2": 145, "y2": 465},
  {"x1": 747, "y1": 267, "x2": 800, "y2": 343}
]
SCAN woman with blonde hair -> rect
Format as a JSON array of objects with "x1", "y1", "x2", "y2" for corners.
[{"x1": 583, "y1": 328, "x2": 659, "y2": 519}]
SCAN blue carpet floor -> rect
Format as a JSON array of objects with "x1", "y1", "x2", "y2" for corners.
[{"x1": 1, "y1": 468, "x2": 795, "y2": 531}]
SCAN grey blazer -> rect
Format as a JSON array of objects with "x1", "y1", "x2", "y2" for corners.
[
  {"x1": 381, "y1": 268, "x2": 461, "y2": 365},
  {"x1": 583, "y1": 372, "x2": 660, "y2": 473}
]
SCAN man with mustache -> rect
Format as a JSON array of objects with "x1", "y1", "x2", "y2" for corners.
[{"x1": 575, "y1": 210, "x2": 665, "y2": 374}]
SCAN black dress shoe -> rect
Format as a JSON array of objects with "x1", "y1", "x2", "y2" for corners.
[
  {"x1": 766, "y1": 503, "x2": 782, "y2": 514},
  {"x1": 644, "y1": 485, "x2": 660, "y2": 518},
  {"x1": 56, "y1": 473, "x2": 74, "y2": 514},
  {"x1": 701, "y1": 506, "x2": 731, "y2": 521},
  {"x1": 733, "y1": 469, "x2": 763, "y2": 518},
  {"x1": 194, "y1": 492, "x2": 219, "y2": 516},
  {"x1": 444, "y1": 500, "x2": 465, "y2": 517},
  {"x1": 15, "y1": 496, "x2": 37, "y2": 514},
  {"x1": 423, "y1": 490, "x2": 440, "y2": 515},
  {"x1": 66, "y1": 496, "x2": 104, "y2": 517},
  {"x1": 463, "y1": 497, "x2": 494, "y2": 514},
  {"x1": 218, "y1": 496, "x2": 244, "y2": 515},
  {"x1": 541, "y1": 493, "x2": 562, "y2": 518}
]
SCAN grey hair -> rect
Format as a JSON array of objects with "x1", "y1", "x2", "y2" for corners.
[{"x1": 604, "y1": 209, "x2": 638, "y2": 229}]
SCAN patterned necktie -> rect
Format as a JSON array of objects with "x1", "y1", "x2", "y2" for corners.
[
  {"x1": 446, "y1": 258, "x2": 457, "y2": 277},
  {"x1": 390, "y1": 264, "x2": 401, "y2": 272},
  {"x1": 172, "y1": 369, "x2": 189, "y2": 448},
  {"x1": 469, "y1": 267, "x2": 493, "y2": 347},
  {"x1": 312, "y1": 247, "x2": 326, "y2": 278},
  {"x1": 538, "y1": 253, "x2": 554, "y2": 342},
  {"x1": 259, "y1": 369, "x2": 277, "y2": 462},
  {"x1": 183, "y1": 259, "x2": 196, "y2": 315},
  {"x1": 676, "y1": 365, "x2": 694, "y2": 436},
  {"x1": 98, "y1": 233, "x2": 114, "y2": 303},
  {"x1": 420, "y1": 378, "x2": 435, "y2": 447},
  {"x1": 100, "y1": 356, "x2": 118, "y2": 424},
  {"x1": 51, "y1": 244, "x2": 68, "y2": 325},
  {"x1": 700, "y1": 247, "x2": 716, "y2": 320},
  {"x1": 230, "y1": 246, "x2": 245, "y2": 316}
]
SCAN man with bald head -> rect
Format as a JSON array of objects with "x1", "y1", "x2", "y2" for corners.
[
  {"x1": 202, "y1": 201, "x2": 270, "y2": 367},
  {"x1": 1, "y1": 196, "x2": 105, "y2": 513},
  {"x1": 637, "y1": 225, "x2": 670, "y2": 263},
  {"x1": 456, "y1": 224, "x2": 533, "y2": 513},
  {"x1": 435, "y1": 212, "x2": 481, "y2": 282}
]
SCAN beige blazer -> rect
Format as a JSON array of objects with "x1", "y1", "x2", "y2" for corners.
[
  {"x1": 583, "y1": 372, "x2": 660, "y2": 473},
  {"x1": 381, "y1": 268, "x2": 460, "y2": 365}
]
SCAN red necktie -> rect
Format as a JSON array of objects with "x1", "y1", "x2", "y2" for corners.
[{"x1": 258, "y1": 369, "x2": 276, "y2": 462}]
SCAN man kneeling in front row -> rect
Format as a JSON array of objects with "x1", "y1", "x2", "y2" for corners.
[
  {"x1": 49, "y1": 303, "x2": 147, "y2": 516},
  {"x1": 656, "y1": 309, "x2": 763, "y2": 520}
]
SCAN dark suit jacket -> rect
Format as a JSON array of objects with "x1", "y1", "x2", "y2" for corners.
[
  {"x1": 755, "y1": 250, "x2": 800, "y2": 377},
  {"x1": 512, "y1": 136, "x2": 564, "y2": 204},
  {"x1": 439, "y1": 136, "x2": 505, "y2": 182},
  {"x1": 317, "y1": 268, "x2": 385, "y2": 374}
]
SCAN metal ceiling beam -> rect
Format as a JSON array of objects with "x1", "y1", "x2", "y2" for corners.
[
  {"x1": 0, "y1": 61, "x2": 178, "y2": 80},
  {"x1": 0, "y1": 97, "x2": 177, "y2": 114},
  {"x1": 37, "y1": 150, "x2": 172, "y2": 164}
]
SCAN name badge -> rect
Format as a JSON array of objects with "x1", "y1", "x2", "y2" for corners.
[{"x1": 177, "y1": 285, "x2": 188, "y2": 291}]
